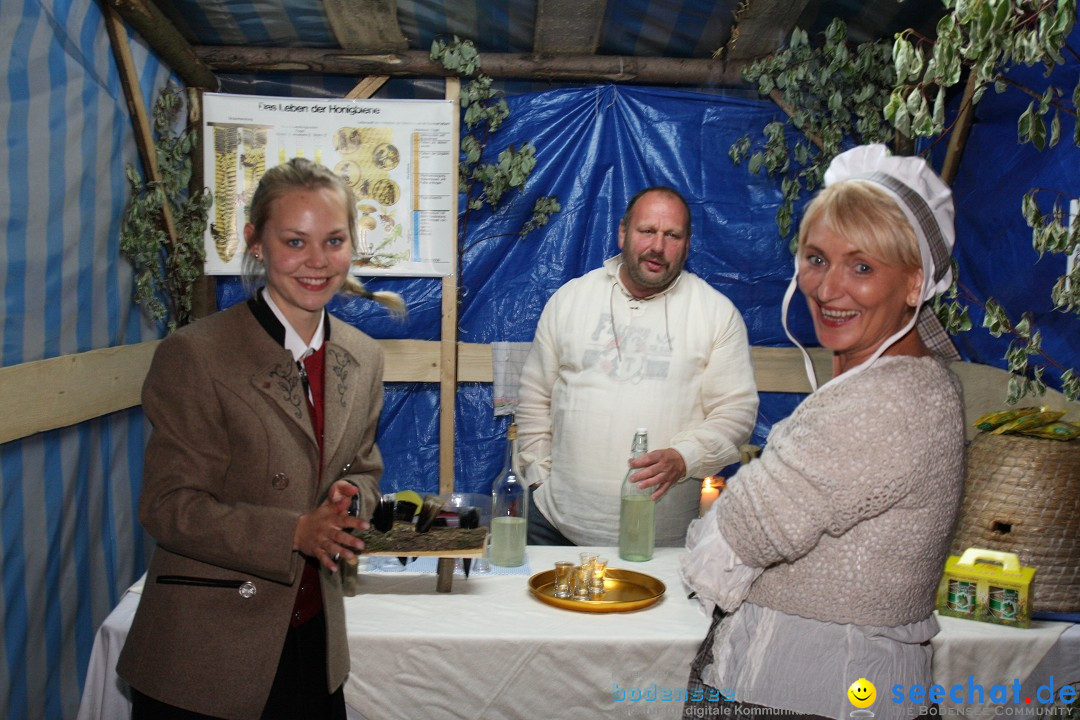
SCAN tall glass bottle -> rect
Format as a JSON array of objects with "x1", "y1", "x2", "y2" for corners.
[
  {"x1": 490, "y1": 422, "x2": 528, "y2": 567},
  {"x1": 618, "y1": 428, "x2": 654, "y2": 562}
]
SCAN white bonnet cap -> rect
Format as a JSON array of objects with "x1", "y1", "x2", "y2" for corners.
[
  {"x1": 824, "y1": 144, "x2": 955, "y2": 299},
  {"x1": 780, "y1": 144, "x2": 960, "y2": 392}
]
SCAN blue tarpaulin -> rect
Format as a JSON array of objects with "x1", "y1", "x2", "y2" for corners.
[
  {"x1": 943, "y1": 55, "x2": 1080, "y2": 382},
  {"x1": 220, "y1": 72, "x2": 1080, "y2": 496},
  {"x1": 222, "y1": 84, "x2": 814, "y2": 494}
]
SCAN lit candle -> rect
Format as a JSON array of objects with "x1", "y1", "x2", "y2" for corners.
[{"x1": 699, "y1": 477, "x2": 720, "y2": 517}]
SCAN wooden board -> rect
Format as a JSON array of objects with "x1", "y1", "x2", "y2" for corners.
[
  {"x1": 357, "y1": 525, "x2": 487, "y2": 557},
  {"x1": 364, "y1": 548, "x2": 484, "y2": 558},
  {"x1": 4, "y1": 339, "x2": 1075, "y2": 446}
]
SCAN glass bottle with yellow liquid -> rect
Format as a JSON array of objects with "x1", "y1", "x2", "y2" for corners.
[
  {"x1": 490, "y1": 422, "x2": 528, "y2": 566},
  {"x1": 618, "y1": 428, "x2": 654, "y2": 561}
]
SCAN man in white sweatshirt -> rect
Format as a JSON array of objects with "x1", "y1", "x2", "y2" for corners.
[{"x1": 516, "y1": 186, "x2": 759, "y2": 547}]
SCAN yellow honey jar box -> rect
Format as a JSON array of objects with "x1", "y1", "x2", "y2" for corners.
[{"x1": 935, "y1": 548, "x2": 1035, "y2": 628}]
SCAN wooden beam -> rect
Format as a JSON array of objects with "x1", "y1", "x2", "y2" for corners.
[
  {"x1": 768, "y1": 88, "x2": 823, "y2": 150},
  {"x1": 0, "y1": 339, "x2": 486, "y2": 444},
  {"x1": 324, "y1": 0, "x2": 408, "y2": 52},
  {"x1": 533, "y1": 0, "x2": 607, "y2": 55},
  {"x1": 194, "y1": 47, "x2": 748, "y2": 86},
  {"x1": 101, "y1": 0, "x2": 219, "y2": 90},
  {"x1": 439, "y1": 77, "x2": 462, "y2": 495},
  {"x1": 345, "y1": 76, "x2": 390, "y2": 99},
  {"x1": 940, "y1": 70, "x2": 979, "y2": 186},
  {"x1": 0, "y1": 342, "x2": 160, "y2": 445},
  {"x1": 6, "y1": 339, "x2": 1074, "y2": 445},
  {"x1": 103, "y1": 5, "x2": 182, "y2": 286},
  {"x1": 750, "y1": 346, "x2": 832, "y2": 393},
  {"x1": 724, "y1": 0, "x2": 812, "y2": 62},
  {"x1": 186, "y1": 87, "x2": 218, "y2": 320},
  {"x1": 379, "y1": 341, "x2": 489, "y2": 382},
  {"x1": 104, "y1": 6, "x2": 160, "y2": 209}
]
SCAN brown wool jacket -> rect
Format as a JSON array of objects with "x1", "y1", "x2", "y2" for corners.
[{"x1": 117, "y1": 302, "x2": 383, "y2": 719}]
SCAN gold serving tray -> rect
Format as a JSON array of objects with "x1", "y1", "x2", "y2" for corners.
[{"x1": 528, "y1": 568, "x2": 666, "y2": 613}]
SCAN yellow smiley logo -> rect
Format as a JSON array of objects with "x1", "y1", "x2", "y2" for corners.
[{"x1": 848, "y1": 678, "x2": 876, "y2": 708}]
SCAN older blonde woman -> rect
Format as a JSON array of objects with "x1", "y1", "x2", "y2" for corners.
[{"x1": 681, "y1": 145, "x2": 966, "y2": 720}]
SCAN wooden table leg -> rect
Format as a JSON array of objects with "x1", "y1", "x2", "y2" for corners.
[{"x1": 436, "y1": 558, "x2": 455, "y2": 593}]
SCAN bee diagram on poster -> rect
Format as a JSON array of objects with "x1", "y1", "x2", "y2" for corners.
[{"x1": 202, "y1": 92, "x2": 455, "y2": 277}]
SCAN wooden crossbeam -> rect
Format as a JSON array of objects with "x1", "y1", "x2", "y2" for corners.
[
  {"x1": 101, "y1": 0, "x2": 218, "y2": 90},
  {"x1": 193, "y1": 47, "x2": 747, "y2": 86},
  {"x1": 3, "y1": 340, "x2": 1076, "y2": 445}
]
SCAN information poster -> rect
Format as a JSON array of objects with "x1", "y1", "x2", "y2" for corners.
[{"x1": 202, "y1": 92, "x2": 455, "y2": 277}]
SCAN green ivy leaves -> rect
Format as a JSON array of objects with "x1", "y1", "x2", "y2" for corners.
[
  {"x1": 733, "y1": 5, "x2": 1078, "y2": 402},
  {"x1": 890, "y1": 1, "x2": 1078, "y2": 402},
  {"x1": 430, "y1": 36, "x2": 480, "y2": 76},
  {"x1": 730, "y1": 19, "x2": 896, "y2": 244},
  {"x1": 983, "y1": 301, "x2": 1050, "y2": 402},
  {"x1": 430, "y1": 37, "x2": 560, "y2": 243},
  {"x1": 891, "y1": 0, "x2": 1077, "y2": 143},
  {"x1": 1022, "y1": 190, "x2": 1080, "y2": 320},
  {"x1": 933, "y1": 261, "x2": 973, "y2": 337},
  {"x1": 119, "y1": 83, "x2": 210, "y2": 332}
]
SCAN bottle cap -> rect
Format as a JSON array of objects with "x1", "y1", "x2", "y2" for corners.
[{"x1": 636, "y1": 427, "x2": 648, "y2": 433}]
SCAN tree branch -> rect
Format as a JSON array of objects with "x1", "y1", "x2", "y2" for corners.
[
  {"x1": 768, "y1": 89, "x2": 824, "y2": 150},
  {"x1": 956, "y1": 281, "x2": 1070, "y2": 375},
  {"x1": 999, "y1": 76, "x2": 1078, "y2": 116}
]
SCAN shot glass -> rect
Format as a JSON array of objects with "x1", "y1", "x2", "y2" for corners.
[
  {"x1": 553, "y1": 561, "x2": 574, "y2": 598},
  {"x1": 589, "y1": 557, "x2": 608, "y2": 596},
  {"x1": 415, "y1": 494, "x2": 446, "y2": 533},
  {"x1": 371, "y1": 494, "x2": 396, "y2": 533},
  {"x1": 573, "y1": 565, "x2": 591, "y2": 600}
]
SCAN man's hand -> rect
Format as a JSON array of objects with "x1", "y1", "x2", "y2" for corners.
[
  {"x1": 293, "y1": 480, "x2": 369, "y2": 572},
  {"x1": 627, "y1": 448, "x2": 687, "y2": 501}
]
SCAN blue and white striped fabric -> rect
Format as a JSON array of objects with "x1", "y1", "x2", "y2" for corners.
[
  {"x1": 0, "y1": 1, "x2": 170, "y2": 718},
  {"x1": 155, "y1": 0, "x2": 735, "y2": 57}
]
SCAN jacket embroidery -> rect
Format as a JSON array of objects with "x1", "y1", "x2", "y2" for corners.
[
  {"x1": 327, "y1": 347, "x2": 352, "y2": 407},
  {"x1": 269, "y1": 363, "x2": 304, "y2": 419}
]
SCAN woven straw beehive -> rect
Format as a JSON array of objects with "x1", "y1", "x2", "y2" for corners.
[{"x1": 949, "y1": 432, "x2": 1080, "y2": 613}]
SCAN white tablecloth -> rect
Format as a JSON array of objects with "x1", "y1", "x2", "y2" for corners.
[
  {"x1": 931, "y1": 615, "x2": 1079, "y2": 718},
  {"x1": 77, "y1": 546, "x2": 1079, "y2": 720},
  {"x1": 342, "y1": 546, "x2": 706, "y2": 719},
  {"x1": 77, "y1": 546, "x2": 709, "y2": 720}
]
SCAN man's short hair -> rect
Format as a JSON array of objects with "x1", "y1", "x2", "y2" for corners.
[{"x1": 621, "y1": 186, "x2": 692, "y2": 239}]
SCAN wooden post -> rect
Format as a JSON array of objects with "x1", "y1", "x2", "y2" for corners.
[
  {"x1": 768, "y1": 89, "x2": 823, "y2": 150},
  {"x1": 435, "y1": 558, "x2": 456, "y2": 592},
  {"x1": 186, "y1": 87, "x2": 217, "y2": 320},
  {"x1": 103, "y1": 5, "x2": 180, "y2": 253},
  {"x1": 103, "y1": 3, "x2": 200, "y2": 329},
  {"x1": 439, "y1": 77, "x2": 461, "y2": 495},
  {"x1": 941, "y1": 71, "x2": 980, "y2": 186},
  {"x1": 345, "y1": 76, "x2": 390, "y2": 99}
]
